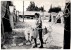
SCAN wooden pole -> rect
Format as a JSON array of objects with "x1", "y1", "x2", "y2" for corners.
[
  {"x1": 1, "y1": 19, "x2": 5, "y2": 44},
  {"x1": 23, "y1": 1, "x2": 24, "y2": 22},
  {"x1": 43, "y1": 5, "x2": 44, "y2": 17}
]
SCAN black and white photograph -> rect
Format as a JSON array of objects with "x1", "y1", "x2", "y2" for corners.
[{"x1": 1, "y1": 0, "x2": 70, "y2": 49}]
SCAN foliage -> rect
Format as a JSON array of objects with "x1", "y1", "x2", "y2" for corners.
[
  {"x1": 48, "y1": 7, "x2": 61, "y2": 13},
  {"x1": 27, "y1": 1, "x2": 45, "y2": 12}
]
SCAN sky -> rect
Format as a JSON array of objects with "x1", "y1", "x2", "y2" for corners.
[{"x1": 12, "y1": 0, "x2": 65, "y2": 12}]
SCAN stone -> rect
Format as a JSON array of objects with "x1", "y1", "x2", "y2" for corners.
[
  {"x1": 18, "y1": 43, "x2": 23, "y2": 46},
  {"x1": 11, "y1": 44, "x2": 16, "y2": 47}
]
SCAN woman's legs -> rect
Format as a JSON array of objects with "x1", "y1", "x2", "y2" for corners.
[{"x1": 33, "y1": 38, "x2": 37, "y2": 48}]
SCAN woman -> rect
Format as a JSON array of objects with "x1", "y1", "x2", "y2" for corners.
[{"x1": 33, "y1": 13, "x2": 43, "y2": 48}]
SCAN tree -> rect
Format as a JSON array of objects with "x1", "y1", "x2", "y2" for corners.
[
  {"x1": 48, "y1": 6, "x2": 61, "y2": 13},
  {"x1": 39, "y1": 6, "x2": 45, "y2": 12},
  {"x1": 27, "y1": 1, "x2": 46, "y2": 11},
  {"x1": 35, "y1": 6, "x2": 39, "y2": 11},
  {"x1": 27, "y1": 1, "x2": 35, "y2": 11},
  {"x1": 64, "y1": 2, "x2": 70, "y2": 49}
]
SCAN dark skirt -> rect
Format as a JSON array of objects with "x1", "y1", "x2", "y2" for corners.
[{"x1": 2, "y1": 18, "x2": 12, "y2": 32}]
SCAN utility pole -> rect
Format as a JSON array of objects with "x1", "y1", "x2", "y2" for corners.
[{"x1": 23, "y1": 1, "x2": 24, "y2": 22}]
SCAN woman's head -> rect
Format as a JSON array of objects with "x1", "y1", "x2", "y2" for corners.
[{"x1": 35, "y1": 13, "x2": 40, "y2": 18}]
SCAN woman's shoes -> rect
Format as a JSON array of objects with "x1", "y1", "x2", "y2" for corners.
[
  {"x1": 39, "y1": 45, "x2": 43, "y2": 48},
  {"x1": 33, "y1": 45, "x2": 37, "y2": 48}
]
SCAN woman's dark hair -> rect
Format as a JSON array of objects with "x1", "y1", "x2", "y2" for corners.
[{"x1": 35, "y1": 13, "x2": 39, "y2": 18}]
